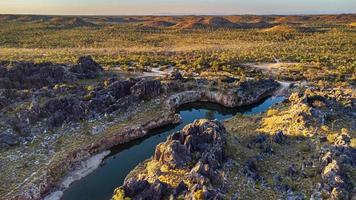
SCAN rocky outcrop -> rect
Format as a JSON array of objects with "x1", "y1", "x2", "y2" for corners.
[
  {"x1": 130, "y1": 79, "x2": 162, "y2": 99},
  {"x1": 113, "y1": 119, "x2": 227, "y2": 200},
  {"x1": 87, "y1": 78, "x2": 137, "y2": 113},
  {"x1": 69, "y1": 55, "x2": 103, "y2": 79},
  {"x1": 0, "y1": 56, "x2": 103, "y2": 90},
  {"x1": 319, "y1": 132, "x2": 355, "y2": 200},
  {"x1": 0, "y1": 133, "x2": 20, "y2": 148},
  {"x1": 0, "y1": 89, "x2": 30, "y2": 110},
  {"x1": 40, "y1": 96, "x2": 87, "y2": 127},
  {"x1": 0, "y1": 62, "x2": 76, "y2": 89},
  {"x1": 0, "y1": 57, "x2": 282, "y2": 200},
  {"x1": 0, "y1": 76, "x2": 164, "y2": 148},
  {"x1": 166, "y1": 79, "x2": 279, "y2": 108}
]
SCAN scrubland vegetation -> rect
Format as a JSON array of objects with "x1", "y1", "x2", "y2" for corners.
[
  {"x1": 0, "y1": 14, "x2": 355, "y2": 83},
  {"x1": 0, "y1": 14, "x2": 355, "y2": 200},
  {"x1": 223, "y1": 88, "x2": 355, "y2": 199}
]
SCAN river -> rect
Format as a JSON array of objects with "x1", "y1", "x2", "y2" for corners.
[{"x1": 56, "y1": 96, "x2": 285, "y2": 200}]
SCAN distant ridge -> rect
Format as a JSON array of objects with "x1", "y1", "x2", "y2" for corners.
[
  {"x1": 0, "y1": 14, "x2": 355, "y2": 29},
  {"x1": 143, "y1": 20, "x2": 175, "y2": 27},
  {"x1": 49, "y1": 17, "x2": 94, "y2": 27},
  {"x1": 263, "y1": 25, "x2": 298, "y2": 33}
]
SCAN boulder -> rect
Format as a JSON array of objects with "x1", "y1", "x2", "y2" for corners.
[
  {"x1": 330, "y1": 187, "x2": 349, "y2": 200},
  {"x1": 130, "y1": 79, "x2": 161, "y2": 99},
  {"x1": 40, "y1": 97, "x2": 86, "y2": 127},
  {"x1": 107, "y1": 80, "x2": 136, "y2": 99},
  {"x1": 0, "y1": 133, "x2": 20, "y2": 147},
  {"x1": 154, "y1": 140, "x2": 191, "y2": 169},
  {"x1": 274, "y1": 131, "x2": 285, "y2": 144},
  {"x1": 252, "y1": 134, "x2": 267, "y2": 144},
  {"x1": 118, "y1": 179, "x2": 168, "y2": 200},
  {"x1": 122, "y1": 178, "x2": 150, "y2": 197},
  {"x1": 170, "y1": 71, "x2": 183, "y2": 80},
  {"x1": 87, "y1": 79, "x2": 138, "y2": 113},
  {"x1": 321, "y1": 160, "x2": 350, "y2": 190},
  {"x1": 243, "y1": 159, "x2": 261, "y2": 181},
  {"x1": 70, "y1": 56, "x2": 103, "y2": 79}
]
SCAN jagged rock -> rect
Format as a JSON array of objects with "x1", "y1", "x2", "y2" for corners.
[
  {"x1": 0, "y1": 89, "x2": 30, "y2": 110},
  {"x1": 0, "y1": 133, "x2": 20, "y2": 146},
  {"x1": 41, "y1": 97, "x2": 86, "y2": 127},
  {"x1": 274, "y1": 130, "x2": 285, "y2": 144},
  {"x1": 70, "y1": 55, "x2": 103, "y2": 79},
  {"x1": 173, "y1": 181, "x2": 188, "y2": 197},
  {"x1": 330, "y1": 187, "x2": 349, "y2": 200},
  {"x1": 87, "y1": 79, "x2": 137, "y2": 112},
  {"x1": 243, "y1": 159, "x2": 261, "y2": 181},
  {"x1": 166, "y1": 79, "x2": 280, "y2": 108},
  {"x1": 116, "y1": 120, "x2": 226, "y2": 200},
  {"x1": 261, "y1": 143, "x2": 274, "y2": 154},
  {"x1": 0, "y1": 75, "x2": 167, "y2": 148},
  {"x1": 122, "y1": 178, "x2": 150, "y2": 197},
  {"x1": 118, "y1": 179, "x2": 169, "y2": 200},
  {"x1": 320, "y1": 152, "x2": 333, "y2": 169},
  {"x1": 184, "y1": 184, "x2": 223, "y2": 200},
  {"x1": 334, "y1": 133, "x2": 351, "y2": 146},
  {"x1": 0, "y1": 62, "x2": 76, "y2": 89},
  {"x1": 107, "y1": 80, "x2": 135, "y2": 99},
  {"x1": 321, "y1": 160, "x2": 347, "y2": 190},
  {"x1": 11, "y1": 121, "x2": 31, "y2": 136},
  {"x1": 154, "y1": 140, "x2": 191, "y2": 169},
  {"x1": 253, "y1": 134, "x2": 267, "y2": 144},
  {"x1": 130, "y1": 79, "x2": 161, "y2": 99}
]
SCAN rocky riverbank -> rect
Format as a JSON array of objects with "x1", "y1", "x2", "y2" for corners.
[
  {"x1": 166, "y1": 79, "x2": 279, "y2": 109},
  {"x1": 113, "y1": 87, "x2": 355, "y2": 200},
  {"x1": 0, "y1": 57, "x2": 282, "y2": 199}
]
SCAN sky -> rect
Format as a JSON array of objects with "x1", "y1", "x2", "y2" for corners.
[{"x1": 0, "y1": 0, "x2": 355, "y2": 15}]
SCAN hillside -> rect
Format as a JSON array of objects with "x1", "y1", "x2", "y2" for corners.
[
  {"x1": 263, "y1": 25, "x2": 298, "y2": 33},
  {"x1": 49, "y1": 16, "x2": 94, "y2": 27}
]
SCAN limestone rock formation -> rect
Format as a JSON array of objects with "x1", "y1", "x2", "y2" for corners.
[
  {"x1": 113, "y1": 119, "x2": 227, "y2": 200},
  {"x1": 166, "y1": 79, "x2": 280, "y2": 108}
]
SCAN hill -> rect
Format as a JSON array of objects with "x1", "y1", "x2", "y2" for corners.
[
  {"x1": 48, "y1": 17, "x2": 94, "y2": 27},
  {"x1": 263, "y1": 25, "x2": 298, "y2": 33},
  {"x1": 174, "y1": 16, "x2": 237, "y2": 29},
  {"x1": 143, "y1": 20, "x2": 175, "y2": 27}
]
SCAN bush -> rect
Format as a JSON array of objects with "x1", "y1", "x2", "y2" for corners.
[{"x1": 266, "y1": 109, "x2": 278, "y2": 117}]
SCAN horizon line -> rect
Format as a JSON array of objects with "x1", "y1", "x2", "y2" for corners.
[{"x1": 1, "y1": 12, "x2": 355, "y2": 17}]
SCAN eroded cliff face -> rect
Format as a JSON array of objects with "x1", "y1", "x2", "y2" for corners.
[
  {"x1": 166, "y1": 79, "x2": 279, "y2": 108},
  {"x1": 113, "y1": 119, "x2": 227, "y2": 200}
]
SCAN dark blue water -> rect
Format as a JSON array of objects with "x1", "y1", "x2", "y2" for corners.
[{"x1": 61, "y1": 96, "x2": 285, "y2": 200}]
